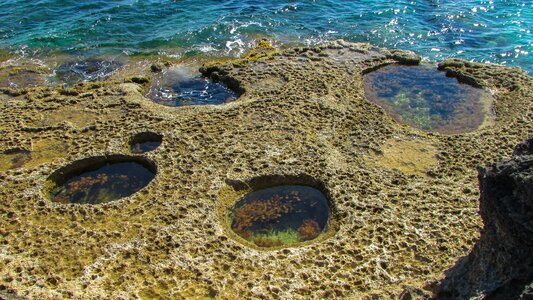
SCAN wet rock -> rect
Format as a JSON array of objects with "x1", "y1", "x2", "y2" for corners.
[
  {"x1": 150, "y1": 63, "x2": 164, "y2": 73},
  {"x1": 0, "y1": 65, "x2": 48, "y2": 88},
  {"x1": 438, "y1": 138, "x2": 533, "y2": 299},
  {"x1": 386, "y1": 49, "x2": 421, "y2": 65}
]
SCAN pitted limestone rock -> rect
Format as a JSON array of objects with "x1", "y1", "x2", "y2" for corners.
[{"x1": 0, "y1": 41, "x2": 532, "y2": 299}]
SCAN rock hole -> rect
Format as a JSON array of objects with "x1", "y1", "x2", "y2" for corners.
[
  {"x1": 146, "y1": 65, "x2": 240, "y2": 106},
  {"x1": 130, "y1": 132, "x2": 163, "y2": 154},
  {"x1": 46, "y1": 155, "x2": 156, "y2": 204},
  {"x1": 363, "y1": 64, "x2": 494, "y2": 134},
  {"x1": 225, "y1": 175, "x2": 334, "y2": 248}
]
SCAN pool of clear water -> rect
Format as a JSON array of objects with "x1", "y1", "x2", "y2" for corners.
[
  {"x1": 50, "y1": 161, "x2": 155, "y2": 204},
  {"x1": 51, "y1": 58, "x2": 123, "y2": 85},
  {"x1": 363, "y1": 64, "x2": 493, "y2": 134},
  {"x1": 230, "y1": 185, "x2": 330, "y2": 248},
  {"x1": 147, "y1": 66, "x2": 238, "y2": 106}
]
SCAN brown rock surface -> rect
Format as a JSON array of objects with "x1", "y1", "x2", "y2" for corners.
[
  {"x1": 0, "y1": 40, "x2": 531, "y2": 299},
  {"x1": 438, "y1": 138, "x2": 533, "y2": 299}
]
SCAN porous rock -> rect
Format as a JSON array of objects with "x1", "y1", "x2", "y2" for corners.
[
  {"x1": 438, "y1": 138, "x2": 533, "y2": 299},
  {"x1": 0, "y1": 40, "x2": 531, "y2": 299}
]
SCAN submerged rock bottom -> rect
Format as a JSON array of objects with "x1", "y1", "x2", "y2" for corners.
[{"x1": 229, "y1": 185, "x2": 330, "y2": 248}]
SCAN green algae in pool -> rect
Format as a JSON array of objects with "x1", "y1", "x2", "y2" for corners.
[
  {"x1": 51, "y1": 162, "x2": 155, "y2": 204},
  {"x1": 147, "y1": 66, "x2": 238, "y2": 106},
  {"x1": 363, "y1": 64, "x2": 493, "y2": 134},
  {"x1": 230, "y1": 185, "x2": 330, "y2": 248}
]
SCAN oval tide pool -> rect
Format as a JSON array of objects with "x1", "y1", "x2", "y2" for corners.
[
  {"x1": 50, "y1": 161, "x2": 155, "y2": 204},
  {"x1": 363, "y1": 64, "x2": 494, "y2": 134},
  {"x1": 230, "y1": 185, "x2": 330, "y2": 248}
]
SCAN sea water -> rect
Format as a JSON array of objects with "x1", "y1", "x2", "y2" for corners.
[
  {"x1": 50, "y1": 162, "x2": 156, "y2": 204},
  {"x1": 0, "y1": 0, "x2": 530, "y2": 73},
  {"x1": 363, "y1": 64, "x2": 494, "y2": 134},
  {"x1": 146, "y1": 65, "x2": 238, "y2": 106}
]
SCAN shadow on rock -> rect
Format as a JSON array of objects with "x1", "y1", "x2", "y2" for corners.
[{"x1": 438, "y1": 138, "x2": 533, "y2": 299}]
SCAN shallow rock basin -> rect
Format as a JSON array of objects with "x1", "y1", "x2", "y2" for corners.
[
  {"x1": 363, "y1": 64, "x2": 494, "y2": 134},
  {"x1": 48, "y1": 157, "x2": 156, "y2": 204},
  {"x1": 52, "y1": 58, "x2": 123, "y2": 85},
  {"x1": 230, "y1": 185, "x2": 330, "y2": 248},
  {"x1": 0, "y1": 148, "x2": 31, "y2": 170},
  {"x1": 0, "y1": 67, "x2": 47, "y2": 88},
  {"x1": 130, "y1": 132, "x2": 163, "y2": 154},
  {"x1": 147, "y1": 66, "x2": 238, "y2": 106}
]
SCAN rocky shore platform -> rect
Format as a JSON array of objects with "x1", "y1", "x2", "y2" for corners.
[{"x1": 0, "y1": 41, "x2": 531, "y2": 299}]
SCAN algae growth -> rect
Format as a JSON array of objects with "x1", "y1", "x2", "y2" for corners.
[
  {"x1": 363, "y1": 64, "x2": 494, "y2": 134},
  {"x1": 230, "y1": 185, "x2": 330, "y2": 248},
  {"x1": 49, "y1": 161, "x2": 156, "y2": 204}
]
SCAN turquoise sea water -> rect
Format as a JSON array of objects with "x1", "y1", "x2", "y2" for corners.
[{"x1": 0, "y1": 0, "x2": 531, "y2": 72}]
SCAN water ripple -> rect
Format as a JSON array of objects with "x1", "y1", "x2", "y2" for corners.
[{"x1": 0, "y1": 0, "x2": 530, "y2": 72}]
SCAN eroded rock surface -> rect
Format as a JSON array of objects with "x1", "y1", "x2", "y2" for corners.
[
  {"x1": 438, "y1": 138, "x2": 533, "y2": 299},
  {"x1": 0, "y1": 41, "x2": 531, "y2": 299}
]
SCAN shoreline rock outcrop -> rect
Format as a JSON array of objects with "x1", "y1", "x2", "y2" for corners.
[
  {"x1": 0, "y1": 41, "x2": 531, "y2": 299},
  {"x1": 438, "y1": 138, "x2": 533, "y2": 299}
]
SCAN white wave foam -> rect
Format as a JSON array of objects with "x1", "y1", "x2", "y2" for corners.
[
  {"x1": 195, "y1": 44, "x2": 217, "y2": 53},
  {"x1": 229, "y1": 21, "x2": 263, "y2": 34},
  {"x1": 225, "y1": 39, "x2": 246, "y2": 56}
]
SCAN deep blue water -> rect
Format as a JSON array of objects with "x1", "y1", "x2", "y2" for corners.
[
  {"x1": 0, "y1": 0, "x2": 531, "y2": 72},
  {"x1": 146, "y1": 66, "x2": 239, "y2": 106}
]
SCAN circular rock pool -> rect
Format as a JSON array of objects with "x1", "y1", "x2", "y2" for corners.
[
  {"x1": 229, "y1": 185, "x2": 330, "y2": 248},
  {"x1": 147, "y1": 66, "x2": 238, "y2": 106},
  {"x1": 47, "y1": 156, "x2": 156, "y2": 204},
  {"x1": 363, "y1": 64, "x2": 494, "y2": 134}
]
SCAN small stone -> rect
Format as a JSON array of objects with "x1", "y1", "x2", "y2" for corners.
[
  {"x1": 150, "y1": 63, "x2": 164, "y2": 73},
  {"x1": 129, "y1": 76, "x2": 149, "y2": 84}
]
